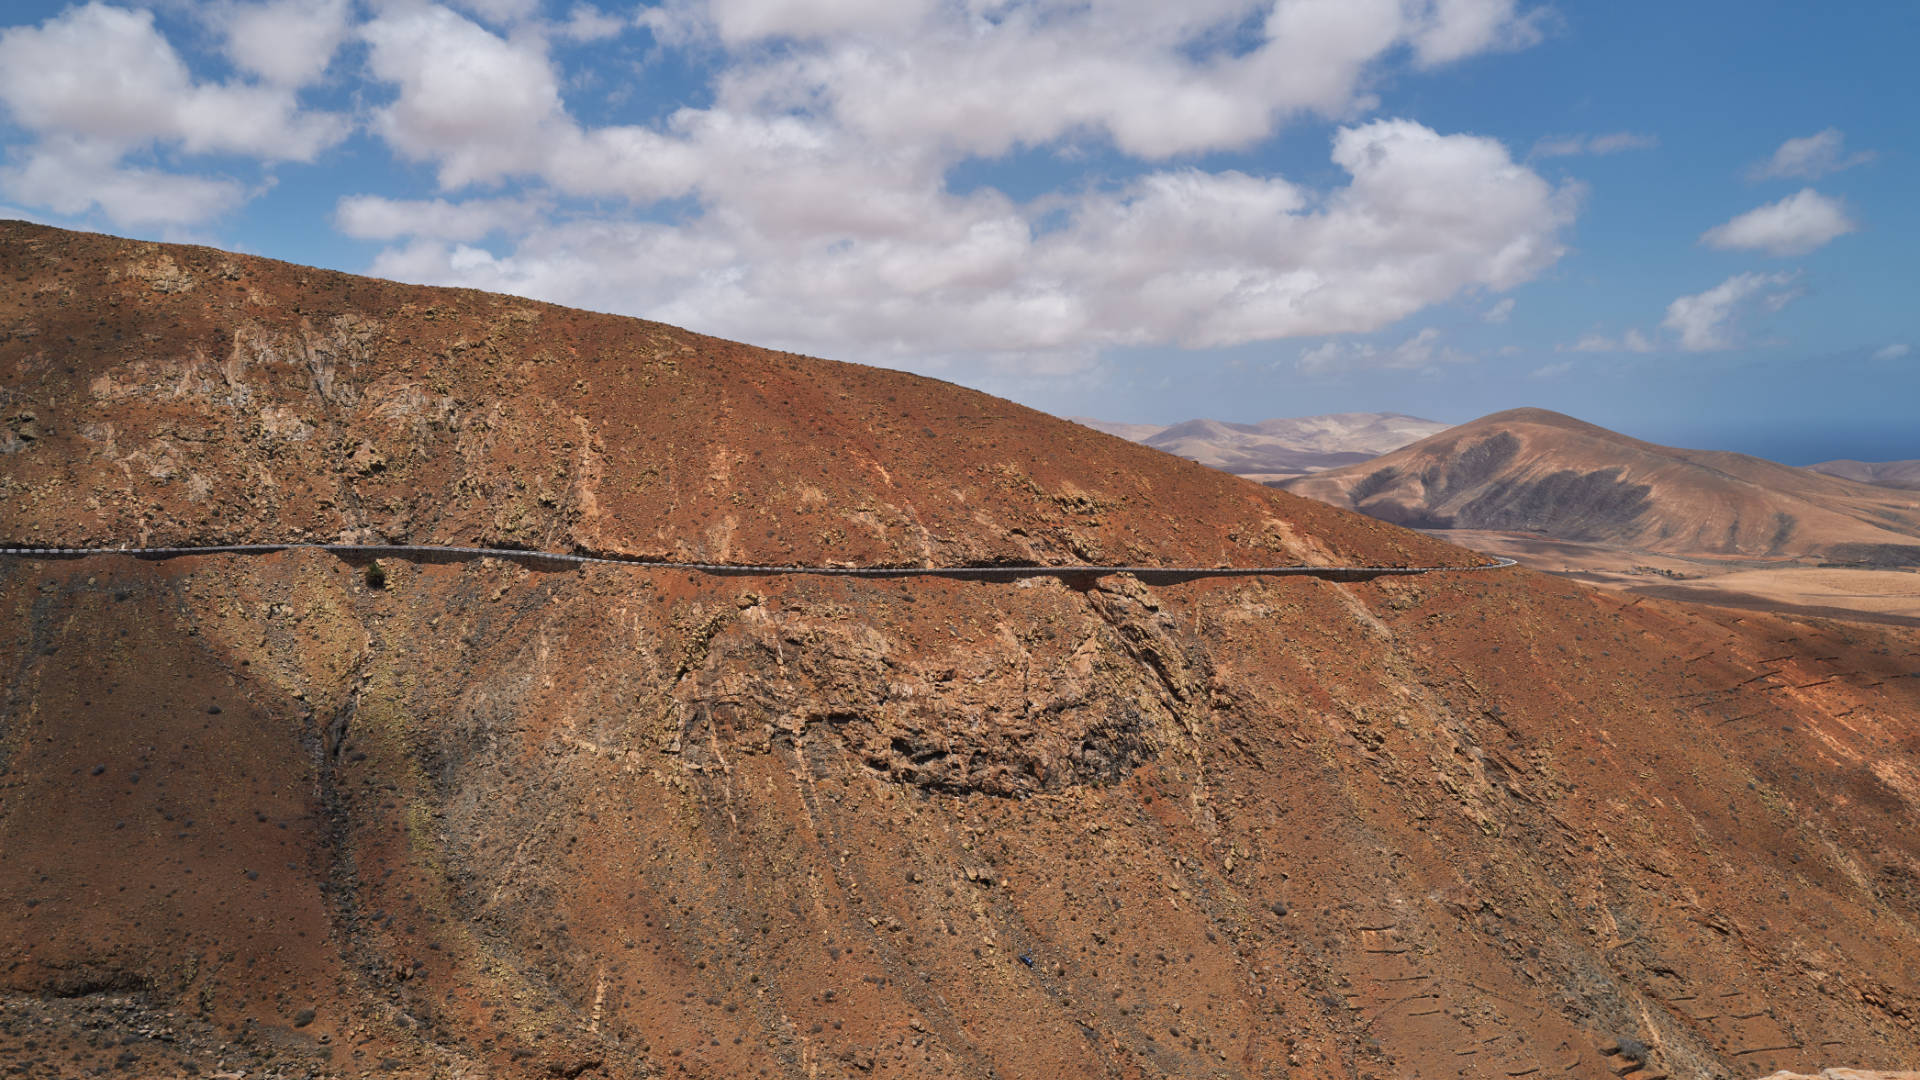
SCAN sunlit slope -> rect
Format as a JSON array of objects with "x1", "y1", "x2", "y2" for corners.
[
  {"x1": 3, "y1": 225, "x2": 1919, "y2": 1079},
  {"x1": 1289, "y1": 407, "x2": 1920, "y2": 563}
]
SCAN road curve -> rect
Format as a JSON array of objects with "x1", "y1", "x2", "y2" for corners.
[{"x1": 1, "y1": 543, "x2": 1517, "y2": 584}]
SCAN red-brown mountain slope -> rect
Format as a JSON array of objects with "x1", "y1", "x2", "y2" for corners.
[
  {"x1": 0, "y1": 223, "x2": 1454, "y2": 573},
  {"x1": 1285, "y1": 408, "x2": 1920, "y2": 564},
  {"x1": 4, "y1": 224, "x2": 1920, "y2": 1080}
]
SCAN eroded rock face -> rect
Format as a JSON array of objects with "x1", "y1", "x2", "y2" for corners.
[
  {"x1": 4, "y1": 225, "x2": 1920, "y2": 1080},
  {"x1": 674, "y1": 577, "x2": 1208, "y2": 796}
]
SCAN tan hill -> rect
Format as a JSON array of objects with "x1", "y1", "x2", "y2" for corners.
[
  {"x1": 1807, "y1": 459, "x2": 1920, "y2": 491},
  {"x1": 4, "y1": 224, "x2": 1920, "y2": 1080},
  {"x1": 1072, "y1": 411, "x2": 1449, "y2": 481},
  {"x1": 1069, "y1": 416, "x2": 1167, "y2": 442},
  {"x1": 1285, "y1": 407, "x2": 1920, "y2": 566}
]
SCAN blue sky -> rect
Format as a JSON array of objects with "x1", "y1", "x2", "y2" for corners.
[{"x1": 1, "y1": 1, "x2": 1913, "y2": 463}]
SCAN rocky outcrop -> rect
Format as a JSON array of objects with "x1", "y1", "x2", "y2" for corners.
[{"x1": 656, "y1": 575, "x2": 1214, "y2": 797}]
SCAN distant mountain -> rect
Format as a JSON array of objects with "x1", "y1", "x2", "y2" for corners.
[
  {"x1": 1072, "y1": 418, "x2": 1168, "y2": 443},
  {"x1": 1072, "y1": 411, "x2": 1450, "y2": 481},
  {"x1": 1806, "y1": 459, "x2": 1920, "y2": 491},
  {"x1": 1285, "y1": 407, "x2": 1920, "y2": 564}
]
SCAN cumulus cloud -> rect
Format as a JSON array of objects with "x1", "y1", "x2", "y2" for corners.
[
  {"x1": 0, "y1": 3, "x2": 348, "y2": 226},
  {"x1": 209, "y1": 0, "x2": 352, "y2": 88},
  {"x1": 630, "y1": 0, "x2": 1550, "y2": 160},
  {"x1": 342, "y1": 4, "x2": 1570, "y2": 366},
  {"x1": 1662, "y1": 271, "x2": 1801, "y2": 352},
  {"x1": 0, "y1": 135, "x2": 247, "y2": 225},
  {"x1": 1296, "y1": 327, "x2": 1471, "y2": 374},
  {"x1": 1404, "y1": 0, "x2": 1550, "y2": 67},
  {"x1": 1747, "y1": 128, "x2": 1875, "y2": 181},
  {"x1": 1531, "y1": 131, "x2": 1658, "y2": 158},
  {"x1": 1873, "y1": 343, "x2": 1911, "y2": 362},
  {"x1": 1484, "y1": 297, "x2": 1515, "y2": 323},
  {"x1": 334, "y1": 195, "x2": 551, "y2": 242},
  {"x1": 1701, "y1": 189, "x2": 1855, "y2": 257},
  {"x1": 361, "y1": 6, "x2": 574, "y2": 188},
  {"x1": 0, "y1": 3, "x2": 347, "y2": 160},
  {"x1": 364, "y1": 117, "x2": 1574, "y2": 363}
]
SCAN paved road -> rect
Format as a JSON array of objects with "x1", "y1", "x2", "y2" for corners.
[{"x1": 0, "y1": 542, "x2": 1516, "y2": 584}]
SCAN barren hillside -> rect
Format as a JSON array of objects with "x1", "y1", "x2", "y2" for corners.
[
  {"x1": 4, "y1": 224, "x2": 1920, "y2": 1080},
  {"x1": 1808, "y1": 459, "x2": 1920, "y2": 491},
  {"x1": 1286, "y1": 408, "x2": 1920, "y2": 565},
  {"x1": 1073, "y1": 412, "x2": 1449, "y2": 482}
]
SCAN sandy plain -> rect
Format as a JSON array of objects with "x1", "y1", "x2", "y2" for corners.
[{"x1": 1433, "y1": 529, "x2": 1920, "y2": 626}]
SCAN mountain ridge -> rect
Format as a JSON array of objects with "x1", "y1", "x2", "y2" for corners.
[
  {"x1": 4, "y1": 224, "x2": 1919, "y2": 1079},
  {"x1": 1285, "y1": 406, "x2": 1920, "y2": 564},
  {"x1": 1807, "y1": 458, "x2": 1920, "y2": 491},
  {"x1": 1072, "y1": 410, "x2": 1450, "y2": 480}
]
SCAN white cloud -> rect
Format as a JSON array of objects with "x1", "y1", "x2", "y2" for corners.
[
  {"x1": 359, "y1": 7, "x2": 705, "y2": 202},
  {"x1": 0, "y1": 3, "x2": 348, "y2": 161},
  {"x1": 1748, "y1": 128, "x2": 1875, "y2": 181},
  {"x1": 1702, "y1": 188, "x2": 1855, "y2": 257},
  {"x1": 446, "y1": 0, "x2": 544, "y2": 26},
  {"x1": 1661, "y1": 271, "x2": 1801, "y2": 352},
  {"x1": 632, "y1": 0, "x2": 1548, "y2": 160},
  {"x1": 361, "y1": 6, "x2": 572, "y2": 187},
  {"x1": 1529, "y1": 360, "x2": 1571, "y2": 379},
  {"x1": 1563, "y1": 328, "x2": 1654, "y2": 354},
  {"x1": 210, "y1": 0, "x2": 352, "y2": 88},
  {"x1": 1483, "y1": 296, "x2": 1515, "y2": 323},
  {"x1": 0, "y1": 3, "x2": 349, "y2": 226},
  {"x1": 1296, "y1": 327, "x2": 1471, "y2": 374},
  {"x1": 678, "y1": 0, "x2": 942, "y2": 44},
  {"x1": 0, "y1": 135, "x2": 246, "y2": 225},
  {"x1": 554, "y1": 4, "x2": 629, "y2": 42},
  {"x1": 334, "y1": 195, "x2": 550, "y2": 242},
  {"x1": 1036, "y1": 121, "x2": 1574, "y2": 348},
  {"x1": 1531, "y1": 131, "x2": 1657, "y2": 158},
  {"x1": 1873, "y1": 343, "x2": 1911, "y2": 362},
  {"x1": 362, "y1": 117, "x2": 1573, "y2": 363},
  {"x1": 337, "y1": 3, "x2": 1564, "y2": 370},
  {"x1": 1406, "y1": 0, "x2": 1549, "y2": 67}
]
